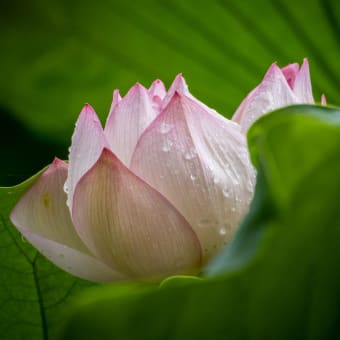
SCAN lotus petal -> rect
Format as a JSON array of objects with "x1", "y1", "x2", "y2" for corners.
[
  {"x1": 232, "y1": 63, "x2": 298, "y2": 132},
  {"x1": 104, "y1": 84, "x2": 158, "y2": 166},
  {"x1": 131, "y1": 93, "x2": 255, "y2": 261},
  {"x1": 10, "y1": 159, "x2": 123, "y2": 282},
  {"x1": 72, "y1": 148, "x2": 201, "y2": 279},
  {"x1": 65, "y1": 104, "x2": 108, "y2": 209}
]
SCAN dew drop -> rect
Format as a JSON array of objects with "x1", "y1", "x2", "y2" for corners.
[
  {"x1": 190, "y1": 174, "x2": 197, "y2": 181},
  {"x1": 184, "y1": 148, "x2": 196, "y2": 160},
  {"x1": 21, "y1": 235, "x2": 27, "y2": 243},
  {"x1": 162, "y1": 144, "x2": 171, "y2": 152},
  {"x1": 222, "y1": 187, "x2": 231, "y2": 198},
  {"x1": 159, "y1": 122, "x2": 173, "y2": 134},
  {"x1": 162, "y1": 140, "x2": 173, "y2": 152},
  {"x1": 63, "y1": 182, "x2": 69, "y2": 194},
  {"x1": 219, "y1": 227, "x2": 227, "y2": 235}
]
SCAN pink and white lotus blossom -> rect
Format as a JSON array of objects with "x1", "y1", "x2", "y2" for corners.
[
  {"x1": 10, "y1": 75, "x2": 255, "y2": 282},
  {"x1": 10, "y1": 59, "x2": 318, "y2": 282},
  {"x1": 232, "y1": 58, "x2": 325, "y2": 132}
]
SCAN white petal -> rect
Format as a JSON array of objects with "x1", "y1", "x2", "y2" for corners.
[
  {"x1": 162, "y1": 74, "x2": 190, "y2": 110},
  {"x1": 72, "y1": 148, "x2": 201, "y2": 279},
  {"x1": 65, "y1": 104, "x2": 108, "y2": 209},
  {"x1": 131, "y1": 94, "x2": 256, "y2": 261},
  {"x1": 232, "y1": 63, "x2": 298, "y2": 132},
  {"x1": 19, "y1": 231, "x2": 123, "y2": 282},
  {"x1": 10, "y1": 159, "x2": 123, "y2": 282},
  {"x1": 105, "y1": 89, "x2": 122, "y2": 125},
  {"x1": 293, "y1": 58, "x2": 315, "y2": 103},
  {"x1": 104, "y1": 84, "x2": 158, "y2": 166},
  {"x1": 161, "y1": 74, "x2": 225, "y2": 123}
]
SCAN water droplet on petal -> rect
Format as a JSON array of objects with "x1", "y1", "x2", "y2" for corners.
[
  {"x1": 219, "y1": 227, "x2": 227, "y2": 235},
  {"x1": 213, "y1": 177, "x2": 220, "y2": 185},
  {"x1": 159, "y1": 122, "x2": 173, "y2": 134},
  {"x1": 184, "y1": 148, "x2": 196, "y2": 160},
  {"x1": 190, "y1": 174, "x2": 197, "y2": 181},
  {"x1": 235, "y1": 196, "x2": 242, "y2": 203},
  {"x1": 162, "y1": 140, "x2": 173, "y2": 152},
  {"x1": 162, "y1": 144, "x2": 170, "y2": 152},
  {"x1": 222, "y1": 187, "x2": 231, "y2": 198}
]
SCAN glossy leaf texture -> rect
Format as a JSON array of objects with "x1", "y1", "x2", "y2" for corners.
[
  {"x1": 59, "y1": 105, "x2": 340, "y2": 340},
  {"x1": 0, "y1": 171, "x2": 93, "y2": 340}
]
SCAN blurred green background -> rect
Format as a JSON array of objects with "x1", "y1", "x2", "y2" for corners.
[{"x1": 0, "y1": 0, "x2": 339, "y2": 186}]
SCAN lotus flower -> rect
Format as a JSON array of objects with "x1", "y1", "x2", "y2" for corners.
[
  {"x1": 10, "y1": 59, "x2": 318, "y2": 282},
  {"x1": 10, "y1": 75, "x2": 256, "y2": 282},
  {"x1": 232, "y1": 58, "x2": 325, "y2": 132}
]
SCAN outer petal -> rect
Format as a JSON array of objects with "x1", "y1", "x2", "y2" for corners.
[
  {"x1": 72, "y1": 148, "x2": 201, "y2": 279},
  {"x1": 162, "y1": 74, "x2": 223, "y2": 122},
  {"x1": 10, "y1": 159, "x2": 123, "y2": 282},
  {"x1": 131, "y1": 93, "x2": 255, "y2": 261},
  {"x1": 104, "y1": 84, "x2": 158, "y2": 166},
  {"x1": 293, "y1": 58, "x2": 314, "y2": 103},
  {"x1": 65, "y1": 104, "x2": 108, "y2": 209},
  {"x1": 232, "y1": 63, "x2": 298, "y2": 132}
]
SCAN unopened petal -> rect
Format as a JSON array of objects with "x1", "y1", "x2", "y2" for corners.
[
  {"x1": 293, "y1": 58, "x2": 314, "y2": 103},
  {"x1": 104, "y1": 84, "x2": 158, "y2": 166},
  {"x1": 65, "y1": 104, "x2": 108, "y2": 209},
  {"x1": 72, "y1": 148, "x2": 201, "y2": 279},
  {"x1": 131, "y1": 94, "x2": 255, "y2": 261},
  {"x1": 281, "y1": 62, "x2": 299, "y2": 89},
  {"x1": 161, "y1": 74, "x2": 223, "y2": 121},
  {"x1": 162, "y1": 74, "x2": 189, "y2": 109},
  {"x1": 149, "y1": 79, "x2": 166, "y2": 102},
  {"x1": 10, "y1": 159, "x2": 123, "y2": 282},
  {"x1": 232, "y1": 63, "x2": 298, "y2": 132},
  {"x1": 106, "y1": 89, "x2": 122, "y2": 123}
]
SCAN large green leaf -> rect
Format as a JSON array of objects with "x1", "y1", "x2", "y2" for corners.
[
  {"x1": 0, "y1": 0, "x2": 339, "y2": 150},
  {"x1": 59, "y1": 105, "x2": 340, "y2": 339},
  {"x1": 1, "y1": 0, "x2": 340, "y2": 338},
  {"x1": 0, "y1": 172, "x2": 93, "y2": 340}
]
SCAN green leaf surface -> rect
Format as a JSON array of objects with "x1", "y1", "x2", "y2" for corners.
[
  {"x1": 0, "y1": 172, "x2": 93, "y2": 340},
  {"x1": 1, "y1": 0, "x2": 340, "y2": 338},
  {"x1": 0, "y1": 0, "x2": 339, "y2": 150},
  {"x1": 59, "y1": 105, "x2": 340, "y2": 340}
]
